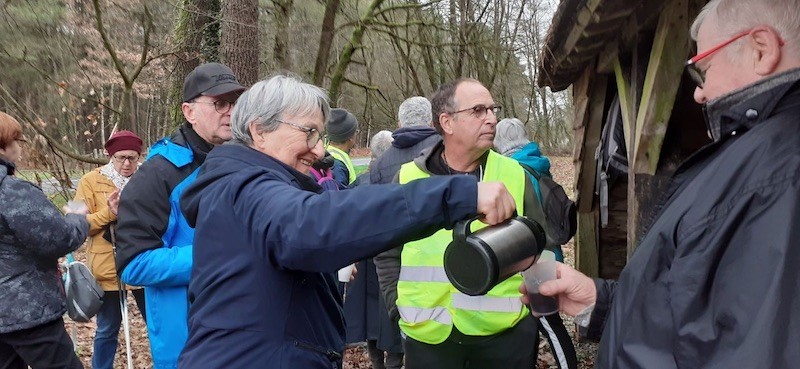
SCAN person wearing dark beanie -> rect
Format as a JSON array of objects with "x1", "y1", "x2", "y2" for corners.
[
  {"x1": 326, "y1": 108, "x2": 359, "y2": 186},
  {"x1": 74, "y1": 129, "x2": 147, "y2": 369}
]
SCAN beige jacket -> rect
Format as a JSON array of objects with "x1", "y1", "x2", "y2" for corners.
[{"x1": 74, "y1": 168, "x2": 138, "y2": 291}]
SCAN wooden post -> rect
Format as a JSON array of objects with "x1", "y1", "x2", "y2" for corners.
[
  {"x1": 633, "y1": 0, "x2": 690, "y2": 174},
  {"x1": 571, "y1": 62, "x2": 607, "y2": 277},
  {"x1": 625, "y1": 0, "x2": 692, "y2": 257}
]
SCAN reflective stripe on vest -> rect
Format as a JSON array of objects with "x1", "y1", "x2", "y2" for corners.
[
  {"x1": 397, "y1": 306, "x2": 452, "y2": 325},
  {"x1": 396, "y1": 150, "x2": 529, "y2": 344},
  {"x1": 451, "y1": 293, "x2": 524, "y2": 312},
  {"x1": 327, "y1": 146, "x2": 357, "y2": 184},
  {"x1": 399, "y1": 266, "x2": 450, "y2": 283}
]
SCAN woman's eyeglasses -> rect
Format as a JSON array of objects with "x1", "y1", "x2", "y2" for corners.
[
  {"x1": 278, "y1": 120, "x2": 327, "y2": 149},
  {"x1": 447, "y1": 104, "x2": 502, "y2": 120},
  {"x1": 112, "y1": 154, "x2": 139, "y2": 164}
]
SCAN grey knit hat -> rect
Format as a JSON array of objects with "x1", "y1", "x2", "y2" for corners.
[
  {"x1": 493, "y1": 118, "x2": 530, "y2": 156},
  {"x1": 327, "y1": 108, "x2": 358, "y2": 143}
]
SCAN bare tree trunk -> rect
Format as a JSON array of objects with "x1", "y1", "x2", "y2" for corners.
[
  {"x1": 221, "y1": 0, "x2": 259, "y2": 86},
  {"x1": 273, "y1": 0, "x2": 293, "y2": 71},
  {"x1": 313, "y1": 0, "x2": 340, "y2": 86}
]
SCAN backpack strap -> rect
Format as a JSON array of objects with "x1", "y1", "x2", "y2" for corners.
[
  {"x1": 519, "y1": 162, "x2": 577, "y2": 246},
  {"x1": 518, "y1": 162, "x2": 551, "y2": 246}
]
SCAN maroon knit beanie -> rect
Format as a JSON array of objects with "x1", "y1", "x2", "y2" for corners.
[{"x1": 104, "y1": 130, "x2": 143, "y2": 156}]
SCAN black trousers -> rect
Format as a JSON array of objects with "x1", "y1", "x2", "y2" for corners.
[
  {"x1": 367, "y1": 339, "x2": 404, "y2": 369},
  {"x1": 0, "y1": 317, "x2": 83, "y2": 369},
  {"x1": 403, "y1": 315, "x2": 538, "y2": 369}
]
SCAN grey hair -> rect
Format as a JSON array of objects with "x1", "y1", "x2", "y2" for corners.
[
  {"x1": 690, "y1": 0, "x2": 799, "y2": 60},
  {"x1": 493, "y1": 118, "x2": 530, "y2": 157},
  {"x1": 230, "y1": 74, "x2": 330, "y2": 145},
  {"x1": 369, "y1": 130, "x2": 394, "y2": 159},
  {"x1": 397, "y1": 96, "x2": 432, "y2": 128}
]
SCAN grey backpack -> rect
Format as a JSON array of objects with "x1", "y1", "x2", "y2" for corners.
[{"x1": 64, "y1": 260, "x2": 104, "y2": 322}]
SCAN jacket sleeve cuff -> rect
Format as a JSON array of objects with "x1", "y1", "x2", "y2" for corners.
[{"x1": 578, "y1": 278, "x2": 616, "y2": 341}]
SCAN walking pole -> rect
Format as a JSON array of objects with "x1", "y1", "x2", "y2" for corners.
[{"x1": 110, "y1": 225, "x2": 134, "y2": 369}]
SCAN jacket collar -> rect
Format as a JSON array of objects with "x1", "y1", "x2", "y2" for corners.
[
  {"x1": 178, "y1": 122, "x2": 215, "y2": 160},
  {"x1": 705, "y1": 67, "x2": 800, "y2": 142},
  {"x1": 216, "y1": 143, "x2": 323, "y2": 193}
]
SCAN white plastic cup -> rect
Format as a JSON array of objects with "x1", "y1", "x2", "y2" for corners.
[
  {"x1": 521, "y1": 250, "x2": 559, "y2": 317},
  {"x1": 337, "y1": 264, "x2": 355, "y2": 283},
  {"x1": 65, "y1": 199, "x2": 88, "y2": 214}
]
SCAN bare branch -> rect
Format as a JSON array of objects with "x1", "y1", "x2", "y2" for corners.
[
  {"x1": 91, "y1": 0, "x2": 131, "y2": 86},
  {"x1": 0, "y1": 83, "x2": 106, "y2": 165}
]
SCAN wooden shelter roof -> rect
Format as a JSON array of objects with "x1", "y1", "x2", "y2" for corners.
[{"x1": 537, "y1": 0, "x2": 664, "y2": 91}]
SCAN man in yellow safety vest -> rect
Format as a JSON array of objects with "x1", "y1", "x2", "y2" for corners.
[{"x1": 375, "y1": 78, "x2": 542, "y2": 369}]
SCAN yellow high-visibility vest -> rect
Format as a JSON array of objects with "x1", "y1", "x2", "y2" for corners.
[
  {"x1": 327, "y1": 146, "x2": 356, "y2": 185},
  {"x1": 396, "y1": 150, "x2": 529, "y2": 344}
]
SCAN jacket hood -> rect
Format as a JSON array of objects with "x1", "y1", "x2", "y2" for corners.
[
  {"x1": 391, "y1": 126, "x2": 439, "y2": 149},
  {"x1": 181, "y1": 143, "x2": 321, "y2": 227},
  {"x1": 510, "y1": 142, "x2": 551, "y2": 176}
]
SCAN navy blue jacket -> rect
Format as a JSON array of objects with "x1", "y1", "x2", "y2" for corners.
[{"x1": 178, "y1": 143, "x2": 478, "y2": 369}]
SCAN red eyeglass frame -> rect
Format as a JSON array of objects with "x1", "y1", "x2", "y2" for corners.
[{"x1": 685, "y1": 28, "x2": 786, "y2": 87}]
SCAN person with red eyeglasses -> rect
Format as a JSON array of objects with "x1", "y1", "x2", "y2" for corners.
[{"x1": 519, "y1": 0, "x2": 800, "y2": 368}]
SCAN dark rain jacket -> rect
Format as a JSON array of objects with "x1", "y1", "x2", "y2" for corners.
[
  {"x1": 588, "y1": 69, "x2": 800, "y2": 369},
  {"x1": 177, "y1": 143, "x2": 479, "y2": 369},
  {"x1": 369, "y1": 126, "x2": 441, "y2": 185},
  {"x1": 0, "y1": 157, "x2": 89, "y2": 333}
]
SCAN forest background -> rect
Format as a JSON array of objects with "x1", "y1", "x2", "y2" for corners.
[{"x1": 0, "y1": 0, "x2": 572, "y2": 179}]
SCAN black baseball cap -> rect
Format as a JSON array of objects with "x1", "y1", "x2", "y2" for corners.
[{"x1": 183, "y1": 63, "x2": 246, "y2": 102}]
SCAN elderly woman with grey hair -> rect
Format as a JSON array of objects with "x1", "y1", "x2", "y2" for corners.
[{"x1": 177, "y1": 74, "x2": 519, "y2": 369}]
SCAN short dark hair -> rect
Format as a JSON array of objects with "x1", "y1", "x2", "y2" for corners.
[
  {"x1": 0, "y1": 112, "x2": 23, "y2": 150},
  {"x1": 429, "y1": 77, "x2": 482, "y2": 134}
]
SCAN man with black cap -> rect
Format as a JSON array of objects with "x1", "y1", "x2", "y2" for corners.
[
  {"x1": 326, "y1": 108, "x2": 359, "y2": 187},
  {"x1": 114, "y1": 63, "x2": 245, "y2": 369}
]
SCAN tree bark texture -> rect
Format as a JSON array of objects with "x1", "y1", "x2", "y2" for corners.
[
  {"x1": 273, "y1": 0, "x2": 294, "y2": 71},
  {"x1": 170, "y1": 0, "x2": 220, "y2": 126},
  {"x1": 313, "y1": 0, "x2": 341, "y2": 86},
  {"x1": 221, "y1": 0, "x2": 259, "y2": 87}
]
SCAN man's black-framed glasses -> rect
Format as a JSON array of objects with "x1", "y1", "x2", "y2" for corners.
[
  {"x1": 192, "y1": 99, "x2": 236, "y2": 114},
  {"x1": 112, "y1": 154, "x2": 139, "y2": 164},
  {"x1": 278, "y1": 120, "x2": 327, "y2": 148},
  {"x1": 447, "y1": 104, "x2": 502, "y2": 120}
]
